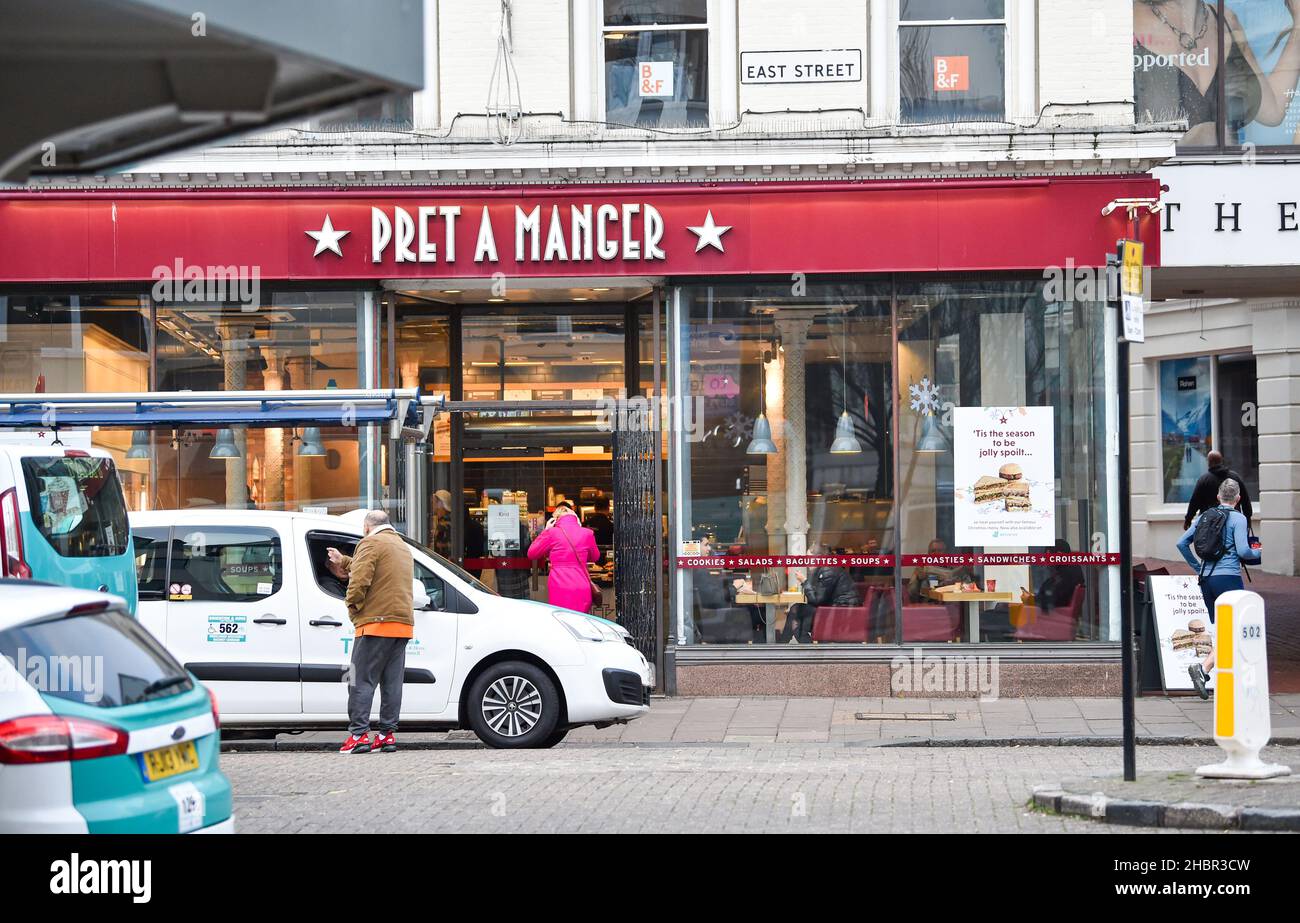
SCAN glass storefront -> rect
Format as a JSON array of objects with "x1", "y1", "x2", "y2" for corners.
[
  {"x1": 2, "y1": 275, "x2": 1119, "y2": 652},
  {"x1": 670, "y1": 276, "x2": 1119, "y2": 646}
]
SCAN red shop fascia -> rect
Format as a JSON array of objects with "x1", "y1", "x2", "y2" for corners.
[{"x1": 0, "y1": 175, "x2": 1159, "y2": 285}]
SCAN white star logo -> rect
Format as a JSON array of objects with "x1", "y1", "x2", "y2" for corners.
[
  {"x1": 306, "y1": 214, "x2": 350, "y2": 257},
  {"x1": 686, "y1": 210, "x2": 732, "y2": 253}
]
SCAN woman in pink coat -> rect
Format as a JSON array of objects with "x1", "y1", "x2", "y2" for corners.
[{"x1": 527, "y1": 503, "x2": 601, "y2": 613}]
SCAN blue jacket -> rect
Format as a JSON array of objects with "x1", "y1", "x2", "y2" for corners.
[{"x1": 1177, "y1": 506, "x2": 1259, "y2": 577}]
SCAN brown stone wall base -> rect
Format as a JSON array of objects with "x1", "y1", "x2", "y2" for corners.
[{"x1": 675, "y1": 662, "x2": 1122, "y2": 697}]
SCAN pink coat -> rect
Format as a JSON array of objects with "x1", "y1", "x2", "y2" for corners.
[{"x1": 527, "y1": 515, "x2": 601, "y2": 613}]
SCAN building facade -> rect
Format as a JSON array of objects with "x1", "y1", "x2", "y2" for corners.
[{"x1": 1, "y1": 1, "x2": 1183, "y2": 695}]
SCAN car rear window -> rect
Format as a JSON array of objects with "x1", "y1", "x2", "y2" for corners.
[
  {"x1": 0, "y1": 607, "x2": 193, "y2": 708},
  {"x1": 20, "y1": 455, "x2": 130, "y2": 558}
]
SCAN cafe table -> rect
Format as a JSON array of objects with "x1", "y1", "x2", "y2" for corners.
[
  {"x1": 734, "y1": 590, "x2": 805, "y2": 644},
  {"x1": 922, "y1": 588, "x2": 1016, "y2": 642}
]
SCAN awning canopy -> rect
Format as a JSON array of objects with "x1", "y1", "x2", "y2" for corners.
[
  {"x1": 1, "y1": 0, "x2": 424, "y2": 181},
  {"x1": 0, "y1": 389, "x2": 444, "y2": 439}
]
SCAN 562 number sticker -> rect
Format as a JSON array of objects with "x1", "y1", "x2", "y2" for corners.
[{"x1": 207, "y1": 615, "x2": 247, "y2": 643}]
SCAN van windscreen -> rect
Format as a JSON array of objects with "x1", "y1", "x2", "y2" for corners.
[{"x1": 20, "y1": 456, "x2": 130, "y2": 558}]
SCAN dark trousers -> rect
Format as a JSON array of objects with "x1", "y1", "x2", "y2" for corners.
[
  {"x1": 348, "y1": 634, "x2": 407, "y2": 736},
  {"x1": 1200, "y1": 574, "x2": 1244, "y2": 622},
  {"x1": 781, "y1": 603, "x2": 818, "y2": 642}
]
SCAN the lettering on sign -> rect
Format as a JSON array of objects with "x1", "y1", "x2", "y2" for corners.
[
  {"x1": 639, "y1": 61, "x2": 673, "y2": 97},
  {"x1": 933, "y1": 56, "x2": 969, "y2": 92},
  {"x1": 370, "y1": 203, "x2": 667, "y2": 265}
]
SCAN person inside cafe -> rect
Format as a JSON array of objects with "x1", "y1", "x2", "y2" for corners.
[
  {"x1": 906, "y1": 538, "x2": 976, "y2": 602},
  {"x1": 779, "y1": 543, "x2": 861, "y2": 644}
]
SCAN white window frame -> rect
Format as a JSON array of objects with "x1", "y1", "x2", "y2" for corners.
[
  {"x1": 874, "y1": 0, "x2": 1035, "y2": 123},
  {"x1": 572, "y1": 0, "x2": 737, "y2": 130}
]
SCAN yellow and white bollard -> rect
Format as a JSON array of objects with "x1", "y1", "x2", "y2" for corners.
[{"x1": 1196, "y1": 590, "x2": 1291, "y2": 780}]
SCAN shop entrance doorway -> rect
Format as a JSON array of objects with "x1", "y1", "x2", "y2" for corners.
[{"x1": 387, "y1": 280, "x2": 665, "y2": 664}]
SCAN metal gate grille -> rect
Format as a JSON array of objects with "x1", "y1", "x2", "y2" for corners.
[{"x1": 613, "y1": 428, "x2": 658, "y2": 664}]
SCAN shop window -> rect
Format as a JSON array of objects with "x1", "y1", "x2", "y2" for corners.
[
  {"x1": 603, "y1": 0, "x2": 709, "y2": 128},
  {"x1": 169, "y1": 527, "x2": 283, "y2": 603},
  {"x1": 1159, "y1": 355, "x2": 1215, "y2": 503},
  {"x1": 1135, "y1": 0, "x2": 1300, "y2": 149},
  {"x1": 152, "y1": 291, "x2": 369, "y2": 513},
  {"x1": 900, "y1": 0, "x2": 1007, "y2": 123},
  {"x1": 0, "y1": 293, "x2": 151, "y2": 506},
  {"x1": 672, "y1": 281, "x2": 896, "y2": 645},
  {"x1": 1159, "y1": 353, "x2": 1259, "y2": 504},
  {"x1": 896, "y1": 280, "x2": 1111, "y2": 644}
]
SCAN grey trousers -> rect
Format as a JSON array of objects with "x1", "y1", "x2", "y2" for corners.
[{"x1": 347, "y1": 634, "x2": 407, "y2": 736}]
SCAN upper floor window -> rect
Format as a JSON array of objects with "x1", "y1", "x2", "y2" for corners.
[
  {"x1": 899, "y1": 0, "x2": 1007, "y2": 124},
  {"x1": 1135, "y1": 0, "x2": 1300, "y2": 150},
  {"x1": 603, "y1": 1, "x2": 709, "y2": 128}
]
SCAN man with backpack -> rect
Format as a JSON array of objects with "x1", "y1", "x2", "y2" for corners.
[{"x1": 1175, "y1": 478, "x2": 1261, "y2": 699}]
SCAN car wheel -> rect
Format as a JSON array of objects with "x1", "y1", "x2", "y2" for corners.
[
  {"x1": 538, "y1": 726, "x2": 570, "y2": 748},
  {"x1": 466, "y1": 661, "x2": 560, "y2": 749}
]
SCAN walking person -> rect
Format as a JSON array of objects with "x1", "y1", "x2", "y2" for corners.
[
  {"x1": 527, "y1": 501, "x2": 600, "y2": 614},
  {"x1": 1184, "y1": 450, "x2": 1254, "y2": 529},
  {"x1": 328, "y1": 510, "x2": 415, "y2": 754},
  {"x1": 1176, "y1": 479, "x2": 1261, "y2": 699}
]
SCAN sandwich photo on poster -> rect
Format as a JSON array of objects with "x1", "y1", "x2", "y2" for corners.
[
  {"x1": 1148, "y1": 574, "x2": 1215, "y2": 693},
  {"x1": 953, "y1": 406, "x2": 1056, "y2": 547}
]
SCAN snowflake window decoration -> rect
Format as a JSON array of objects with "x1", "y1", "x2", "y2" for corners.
[{"x1": 908, "y1": 377, "x2": 942, "y2": 417}]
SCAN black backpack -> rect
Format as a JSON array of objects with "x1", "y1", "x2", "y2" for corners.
[{"x1": 1192, "y1": 507, "x2": 1230, "y2": 582}]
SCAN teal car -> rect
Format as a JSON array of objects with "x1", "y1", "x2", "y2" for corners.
[
  {"x1": 0, "y1": 582, "x2": 232, "y2": 833},
  {"x1": 0, "y1": 447, "x2": 137, "y2": 614}
]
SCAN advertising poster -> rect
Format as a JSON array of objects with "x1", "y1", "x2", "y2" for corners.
[
  {"x1": 1159, "y1": 356, "x2": 1212, "y2": 503},
  {"x1": 1134, "y1": 1, "x2": 1300, "y2": 146},
  {"x1": 487, "y1": 503, "x2": 521, "y2": 556},
  {"x1": 1148, "y1": 575, "x2": 1215, "y2": 692},
  {"x1": 953, "y1": 406, "x2": 1055, "y2": 547}
]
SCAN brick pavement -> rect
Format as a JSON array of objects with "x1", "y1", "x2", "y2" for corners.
[
  {"x1": 221, "y1": 743, "x2": 1299, "y2": 833},
  {"x1": 227, "y1": 694, "x2": 1300, "y2": 749}
]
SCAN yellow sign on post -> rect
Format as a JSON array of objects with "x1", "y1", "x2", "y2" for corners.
[
  {"x1": 1118, "y1": 239, "x2": 1145, "y2": 343},
  {"x1": 1197, "y1": 590, "x2": 1291, "y2": 779}
]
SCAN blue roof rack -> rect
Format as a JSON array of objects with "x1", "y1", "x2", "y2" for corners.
[{"x1": 0, "y1": 389, "x2": 444, "y2": 440}]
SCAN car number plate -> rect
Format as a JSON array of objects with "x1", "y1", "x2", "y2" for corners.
[{"x1": 141, "y1": 740, "x2": 199, "y2": 782}]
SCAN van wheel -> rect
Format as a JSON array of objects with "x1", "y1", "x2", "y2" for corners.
[
  {"x1": 539, "y1": 727, "x2": 569, "y2": 749},
  {"x1": 466, "y1": 662, "x2": 560, "y2": 749}
]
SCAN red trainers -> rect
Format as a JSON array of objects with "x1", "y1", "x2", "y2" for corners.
[
  {"x1": 373, "y1": 732, "x2": 397, "y2": 753},
  {"x1": 339, "y1": 733, "x2": 372, "y2": 754}
]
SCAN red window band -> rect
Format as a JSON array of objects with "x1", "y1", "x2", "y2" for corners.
[{"x1": 675, "y1": 553, "x2": 1119, "y2": 568}]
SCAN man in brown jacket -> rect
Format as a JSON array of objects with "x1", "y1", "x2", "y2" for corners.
[{"x1": 327, "y1": 510, "x2": 415, "y2": 754}]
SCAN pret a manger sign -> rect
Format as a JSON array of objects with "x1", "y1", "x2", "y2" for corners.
[{"x1": 321, "y1": 202, "x2": 717, "y2": 265}]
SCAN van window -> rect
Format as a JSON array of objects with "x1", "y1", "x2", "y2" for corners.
[
  {"x1": 20, "y1": 456, "x2": 129, "y2": 558},
  {"x1": 169, "y1": 527, "x2": 282, "y2": 602},
  {"x1": 0, "y1": 607, "x2": 193, "y2": 708},
  {"x1": 305, "y1": 532, "x2": 357, "y2": 600},
  {"x1": 133, "y1": 527, "x2": 170, "y2": 601},
  {"x1": 305, "y1": 530, "x2": 448, "y2": 610}
]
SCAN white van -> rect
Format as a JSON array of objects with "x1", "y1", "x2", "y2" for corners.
[{"x1": 128, "y1": 510, "x2": 652, "y2": 748}]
